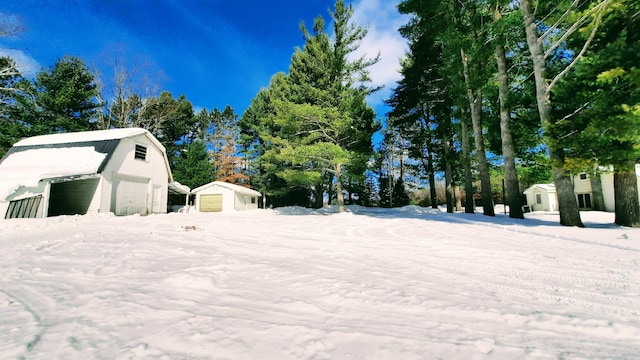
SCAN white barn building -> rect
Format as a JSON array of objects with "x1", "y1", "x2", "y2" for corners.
[
  {"x1": 192, "y1": 181, "x2": 261, "y2": 212},
  {"x1": 0, "y1": 128, "x2": 189, "y2": 219}
]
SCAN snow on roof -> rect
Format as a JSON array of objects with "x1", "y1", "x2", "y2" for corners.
[
  {"x1": 7, "y1": 127, "x2": 174, "y2": 184},
  {"x1": 0, "y1": 146, "x2": 107, "y2": 199},
  {"x1": 192, "y1": 181, "x2": 261, "y2": 197},
  {"x1": 524, "y1": 183, "x2": 556, "y2": 193},
  {"x1": 14, "y1": 128, "x2": 149, "y2": 146}
]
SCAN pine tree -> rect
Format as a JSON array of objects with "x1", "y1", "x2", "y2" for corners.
[
  {"x1": 34, "y1": 56, "x2": 101, "y2": 134},
  {"x1": 172, "y1": 140, "x2": 215, "y2": 189},
  {"x1": 259, "y1": 0, "x2": 380, "y2": 212},
  {"x1": 392, "y1": 178, "x2": 411, "y2": 207}
]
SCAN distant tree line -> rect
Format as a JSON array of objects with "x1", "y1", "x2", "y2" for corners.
[
  {"x1": 0, "y1": 53, "x2": 252, "y2": 191},
  {"x1": 2, "y1": 0, "x2": 639, "y2": 226}
]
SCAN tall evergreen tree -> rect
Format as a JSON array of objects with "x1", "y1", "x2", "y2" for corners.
[
  {"x1": 34, "y1": 56, "x2": 101, "y2": 134},
  {"x1": 519, "y1": 0, "x2": 610, "y2": 227},
  {"x1": 259, "y1": 0, "x2": 379, "y2": 212},
  {"x1": 553, "y1": 0, "x2": 640, "y2": 226},
  {"x1": 172, "y1": 140, "x2": 215, "y2": 189},
  {"x1": 0, "y1": 56, "x2": 26, "y2": 157},
  {"x1": 491, "y1": 1, "x2": 525, "y2": 219}
]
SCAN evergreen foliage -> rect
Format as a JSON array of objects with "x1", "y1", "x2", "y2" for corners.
[
  {"x1": 392, "y1": 178, "x2": 411, "y2": 207},
  {"x1": 34, "y1": 56, "x2": 101, "y2": 134},
  {"x1": 172, "y1": 140, "x2": 215, "y2": 189},
  {"x1": 242, "y1": 0, "x2": 379, "y2": 212}
]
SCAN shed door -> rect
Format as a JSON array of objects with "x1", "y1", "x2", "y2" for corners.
[
  {"x1": 114, "y1": 177, "x2": 149, "y2": 216},
  {"x1": 200, "y1": 194, "x2": 222, "y2": 212}
]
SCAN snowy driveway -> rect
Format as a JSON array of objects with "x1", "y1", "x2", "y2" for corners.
[{"x1": 1, "y1": 207, "x2": 639, "y2": 359}]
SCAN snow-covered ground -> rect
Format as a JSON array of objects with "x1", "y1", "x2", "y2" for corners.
[{"x1": 1, "y1": 206, "x2": 639, "y2": 359}]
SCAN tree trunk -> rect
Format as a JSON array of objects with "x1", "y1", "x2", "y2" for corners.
[
  {"x1": 590, "y1": 176, "x2": 605, "y2": 211},
  {"x1": 326, "y1": 173, "x2": 334, "y2": 206},
  {"x1": 614, "y1": 162, "x2": 640, "y2": 227},
  {"x1": 444, "y1": 138, "x2": 454, "y2": 213},
  {"x1": 335, "y1": 163, "x2": 345, "y2": 213},
  {"x1": 313, "y1": 182, "x2": 324, "y2": 209},
  {"x1": 461, "y1": 114, "x2": 474, "y2": 213},
  {"x1": 428, "y1": 150, "x2": 438, "y2": 209},
  {"x1": 520, "y1": 0, "x2": 583, "y2": 227},
  {"x1": 495, "y1": 42, "x2": 524, "y2": 219},
  {"x1": 461, "y1": 49, "x2": 494, "y2": 216}
]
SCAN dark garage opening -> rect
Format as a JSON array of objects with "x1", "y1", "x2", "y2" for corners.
[{"x1": 48, "y1": 178, "x2": 100, "y2": 217}]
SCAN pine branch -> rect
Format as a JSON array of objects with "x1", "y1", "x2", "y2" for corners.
[
  {"x1": 548, "y1": 1, "x2": 607, "y2": 93},
  {"x1": 544, "y1": 0, "x2": 610, "y2": 59}
]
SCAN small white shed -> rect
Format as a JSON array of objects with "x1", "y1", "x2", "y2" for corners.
[
  {"x1": 192, "y1": 181, "x2": 261, "y2": 212},
  {"x1": 524, "y1": 184, "x2": 558, "y2": 212},
  {"x1": 0, "y1": 128, "x2": 189, "y2": 219}
]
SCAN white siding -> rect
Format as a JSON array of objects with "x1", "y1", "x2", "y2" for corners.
[
  {"x1": 1, "y1": 129, "x2": 172, "y2": 218},
  {"x1": 112, "y1": 175, "x2": 150, "y2": 215},
  {"x1": 234, "y1": 193, "x2": 259, "y2": 210},
  {"x1": 600, "y1": 173, "x2": 616, "y2": 212},
  {"x1": 195, "y1": 185, "x2": 232, "y2": 212},
  {"x1": 573, "y1": 174, "x2": 592, "y2": 194},
  {"x1": 524, "y1": 186, "x2": 557, "y2": 212},
  {"x1": 194, "y1": 184, "x2": 254, "y2": 212},
  {"x1": 102, "y1": 135, "x2": 169, "y2": 214}
]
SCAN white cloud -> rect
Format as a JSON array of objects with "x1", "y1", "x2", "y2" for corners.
[
  {"x1": 350, "y1": 0, "x2": 409, "y2": 90},
  {"x1": 0, "y1": 48, "x2": 41, "y2": 78}
]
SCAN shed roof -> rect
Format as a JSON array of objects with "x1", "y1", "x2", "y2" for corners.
[
  {"x1": 524, "y1": 183, "x2": 556, "y2": 193},
  {"x1": 192, "y1": 181, "x2": 261, "y2": 197},
  {"x1": 168, "y1": 181, "x2": 191, "y2": 195}
]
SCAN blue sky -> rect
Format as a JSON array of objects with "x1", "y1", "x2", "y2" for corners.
[{"x1": 0, "y1": 0, "x2": 408, "y2": 121}]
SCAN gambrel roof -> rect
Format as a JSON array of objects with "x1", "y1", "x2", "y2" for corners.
[{"x1": 0, "y1": 128, "x2": 175, "y2": 199}]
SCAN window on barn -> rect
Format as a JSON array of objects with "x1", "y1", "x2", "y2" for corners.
[
  {"x1": 579, "y1": 173, "x2": 588, "y2": 180},
  {"x1": 251, "y1": 197, "x2": 256, "y2": 204},
  {"x1": 134, "y1": 144, "x2": 147, "y2": 160},
  {"x1": 5, "y1": 195, "x2": 42, "y2": 219},
  {"x1": 535, "y1": 193, "x2": 542, "y2": 204}
]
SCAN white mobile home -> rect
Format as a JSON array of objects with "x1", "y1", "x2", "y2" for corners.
[
  {"x1": 0, "y1": 128, "x2": 189, "y2": 219},
  {"x1": 525, "y1": 168, "x2": 640, "y2": 214},
  {"x1": 572, "y1": 168, "x2": 640, "y2": 212},
  {"x1": 192, "y1": 181, "x2": 261, "y2": 212}
]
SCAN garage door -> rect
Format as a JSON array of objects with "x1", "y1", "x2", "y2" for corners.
[
  {"x1": 200, "y1": 194, "x2": 222, "y2": 212},
  {"x1": 48, "y1": 178, "x2": 100, "y2": 216},
  {"x1": 114, "y1": 177, "x2": 149, "y2": 216}
]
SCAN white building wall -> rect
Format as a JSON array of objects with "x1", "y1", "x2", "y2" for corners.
[
  {"x1": 84, "y1": 177, "x2": 104, "y2": 215},
  {"x1": 1, "y1": 129, "x2": 171, "y2": 218},
  {"x1": 234, "y1": 193, "x2": 259, "y2": 211},
  {"x1": 600, "y1": 173, "x2": 616, "y2": 212},
  {"x1": 524, "y1": 186, "x2": 557, "y2": 212},
  {"x1": 573, "y1": 174, "x2": 592, "y2": 194},
  {"x1": 194, "y1": 184, "x2": 235, "y2": 212},
  {"x1": 99, "y1": 173, "x2": 114, "y2": 213},
  {"x1": 547, "y1": 192, "x2": 558, "y2": 212},
  {"x1": 103, "y1": 135, "x2": 169, "y2": 214}
]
